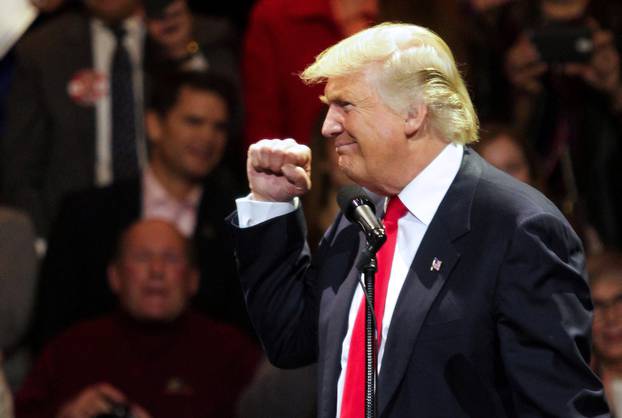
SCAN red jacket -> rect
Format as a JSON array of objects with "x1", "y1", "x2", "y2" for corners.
[{"x1": 243, "y1": 0, "x2": 343, "y2": 148}]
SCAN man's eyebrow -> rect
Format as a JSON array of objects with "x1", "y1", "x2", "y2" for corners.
[{"x1": 319, "y1": 95, "x2": 351, "y2": 107}]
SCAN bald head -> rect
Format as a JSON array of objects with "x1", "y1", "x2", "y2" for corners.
[{"x1": 108, "y1": 219, "x2": 198, "y2": 322}]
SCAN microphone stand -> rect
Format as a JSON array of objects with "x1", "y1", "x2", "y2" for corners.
[{"x1": 357, "y1": 245, "x2": 380, "y2": 418}]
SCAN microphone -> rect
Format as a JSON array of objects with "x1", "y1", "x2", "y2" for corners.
[{"x1": 337, "y1": 185, "x2": 387, "y2": 253}]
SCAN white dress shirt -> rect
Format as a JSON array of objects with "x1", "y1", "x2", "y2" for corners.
[
  {"x1": 141, "y1": 167, "x2": 202, "y2": 237},
  {"x1": 236, "y1": 142, "x2": 464, "y2": 417},
  {"x1": 91, "y1": 16, "x2": 146, "y2": 186}
]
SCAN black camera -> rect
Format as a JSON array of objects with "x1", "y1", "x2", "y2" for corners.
[{"x1": 531, "y1": 24, "x2": 594, "y2": 63}]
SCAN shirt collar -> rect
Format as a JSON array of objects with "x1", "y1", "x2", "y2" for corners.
[
  {"x1": 143, "y1": 166, "x2": 202, "y2": 209},
  {"x1": 92, "y1": 14, "x2": 144, "y2": 37},
  {"x1": 396, "y1": 143, "x2": 464, "y2": 226}
]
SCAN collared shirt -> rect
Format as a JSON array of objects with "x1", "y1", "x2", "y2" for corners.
[
  {"x1": 91, "y1": 15, "x2": 146, "y2": 186},
  {"x1": 235, "y1": 142, "x2": 464, "y2": 418},
  {"x1": 336, "y1": 143, "x2": 463, "y2": 417},
  {"x1": 142, "y1": 168, "x2": 202, "y2": 237}
]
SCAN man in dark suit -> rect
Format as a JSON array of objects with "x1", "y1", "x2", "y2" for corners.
[
  {"x1": 229, "y1": 23, "x2": 610, "y2": 417},
  {"x1": 1, "y1": 0, "x2": 239, "y2": 236},
  {"x1": 30, "y1": 71, "x2": 249, "y2": 350}
]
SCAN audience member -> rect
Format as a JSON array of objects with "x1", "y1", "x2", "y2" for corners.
[
  {"x1": 30, "y1": 71, "x2": 249, "y2": 351},
  {"x1": 473, "y1": 122, "x2": 538, "y2": 186},
  {"x1": 502, "y1": 0, "x2": 622, "y2": 250},
  {"x1": 378, "y1": 0, "x2": 513, "y2": 122},
  {"x1": 242, "y1": 0, "x2": 377, "y2": 149},
  {"x1": 1, "y1": 0, "x2": 239, "y2": 237},
  {"x1": 16, "y1": 219, "x2": 260, "y2": 418},
  {"x1": 590, "y1": 251, "x2": 622, "y2": 415}
]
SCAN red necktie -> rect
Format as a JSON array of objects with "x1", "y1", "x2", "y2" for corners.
[{"x1": 340, "y1": 196, "x2": 408, "y2": 418}]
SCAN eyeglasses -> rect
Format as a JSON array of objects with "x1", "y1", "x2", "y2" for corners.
[{"x1": 593, "y1": 293, "x2": 622, "y2": 314}]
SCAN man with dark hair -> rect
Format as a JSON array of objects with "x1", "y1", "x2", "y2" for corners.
[
  {"x1": 30, "y1": 70, "x2": 249, "y2": 351},
  {"x1": 16, "y1": 219, "x2": 259, "y2": 418},
  {"x1": 1, "y1": 0, "x2": 239, "y2": 237}
]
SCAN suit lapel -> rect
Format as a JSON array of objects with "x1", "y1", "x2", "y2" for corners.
[
  {"x1": 62, "y1": 12, "x2": 96, "y2": 175},
  {"x1": 377, "y1": 149, "x2": 482, "y2": 416}
]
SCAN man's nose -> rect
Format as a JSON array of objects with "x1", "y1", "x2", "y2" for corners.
[
  {"x1": 149, "y1": 256, "x2": 166, "y2": 278},
  {"x1": 321, "y1": 105, "x2": 344, "y2": 138}
]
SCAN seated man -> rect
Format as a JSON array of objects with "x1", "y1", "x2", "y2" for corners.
[
  {"x1": 15, "y1": 219, "x2": 260, "y2": 418},
  {"x1": 30, "y1": 70, "x2": 248, "y2": 350}
]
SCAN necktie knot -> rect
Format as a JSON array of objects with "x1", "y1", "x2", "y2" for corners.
[
  {"x1": 109, "y1": 24, "x2": 127, "y2": 42},
  {"x1": 384, "y1": 196, "x2": 408, "y2": 226}
]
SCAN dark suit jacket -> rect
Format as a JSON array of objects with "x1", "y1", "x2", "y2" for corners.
[
  {"x1": 1, "y1": 9, "x2": 240, "y2": 236},
  {"x1": 230, "y1": 149, "x2": 609, "y2": 418},
  {"x1": 30, "y1": 169, "x2": 250, "y2": 350}
]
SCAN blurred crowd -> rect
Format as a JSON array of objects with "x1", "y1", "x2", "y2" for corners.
[{"x1": 0, "y1": 0, "x2": 620, "y2": 417}]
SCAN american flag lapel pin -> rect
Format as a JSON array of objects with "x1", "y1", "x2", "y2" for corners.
[{"x1": 430, "y1": 257, "x2": 442, "y2": 272}]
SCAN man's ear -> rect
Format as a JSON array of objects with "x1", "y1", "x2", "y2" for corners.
[
  {"x1": 107, "y1": 263, "x2": 122, "y2": 295},
  {"x1": 188, "y1": 268, "x2": 199, "y2": 298},
  {"x1": 145, "y1": 110, "x2": 162, "y2": 145},
  {"x1": 404, "y1": 103, "x2": 428, "y2": 137}
]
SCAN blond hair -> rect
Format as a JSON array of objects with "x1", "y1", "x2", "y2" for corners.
[{"x1": 301, "y1": 22, "x2": 479, "y2": 144}]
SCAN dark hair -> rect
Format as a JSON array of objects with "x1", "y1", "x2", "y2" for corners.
[
  {"x1": 147, "y1": 70, "x2": 237, "y2": 120},
  {"x1": 474, "y1": 121, "x2": 543, "y2": 187},
  {"x1": 588, "y1": 251, "x2": 622, "y2": 287}
]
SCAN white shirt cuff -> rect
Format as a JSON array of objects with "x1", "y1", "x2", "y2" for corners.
[{"x1": 235, "y1": 194, "x2": 299, "y2": 228}]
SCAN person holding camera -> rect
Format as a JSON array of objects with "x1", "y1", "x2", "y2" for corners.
[
  {"x1": 14, "y1": 220, "x2": 260, "y2": 418},
  {"x1": 502, "y1": 0, "x2": 622, "y2": 253}
]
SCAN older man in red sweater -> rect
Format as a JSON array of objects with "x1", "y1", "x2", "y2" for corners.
[{"x1": 16, "y1": 219, "x2": 259, "y2": 418}]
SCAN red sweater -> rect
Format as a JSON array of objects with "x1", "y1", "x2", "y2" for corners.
[
  {"x1": 243, "y1": 0, "x2": 343, "y2": 149},
  {"x1": 16, "y1": 311, "x2": 260, "y2": 418}
]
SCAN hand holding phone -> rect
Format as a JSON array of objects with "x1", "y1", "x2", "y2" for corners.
[
  {"x1": 561, "y1": 19, "x2": 621, "y2": 96},
  {"x1": 505, "y1": 34, "x2": 548, "y2": 94},
  {"x1": 530, "y1": 24, "x2": 594, "y2": 64}
]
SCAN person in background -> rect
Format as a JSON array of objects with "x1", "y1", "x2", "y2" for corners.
[
  {"x1": 590, "y1": 251, "x2": 622, "y2": 416},
  {"x1": 242, "y1": 0, "x2": 378, "y2": 150},
  {"x1": 30, "y1": 70, "x2": 249, "y2": 352},
  {"x1": 16, "y1": 219, "x2": 260, "y2": 418},
  {"x1": 1, "y1": 0, "x2": 239, "y2": 237},
  {"x1": 472, "y1": 122, "x2": 537, "y2": 186},
  {"x1": 503, "y1": 0, "x2": 622, "y2": 250}
]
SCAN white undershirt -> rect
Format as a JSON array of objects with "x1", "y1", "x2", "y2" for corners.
[
  {"x1": 236, "y1": 143, "x2": 464, "y2": 418},
  {"x1": 91, "y1": 16, "x2": 146, "y2": 186}
]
